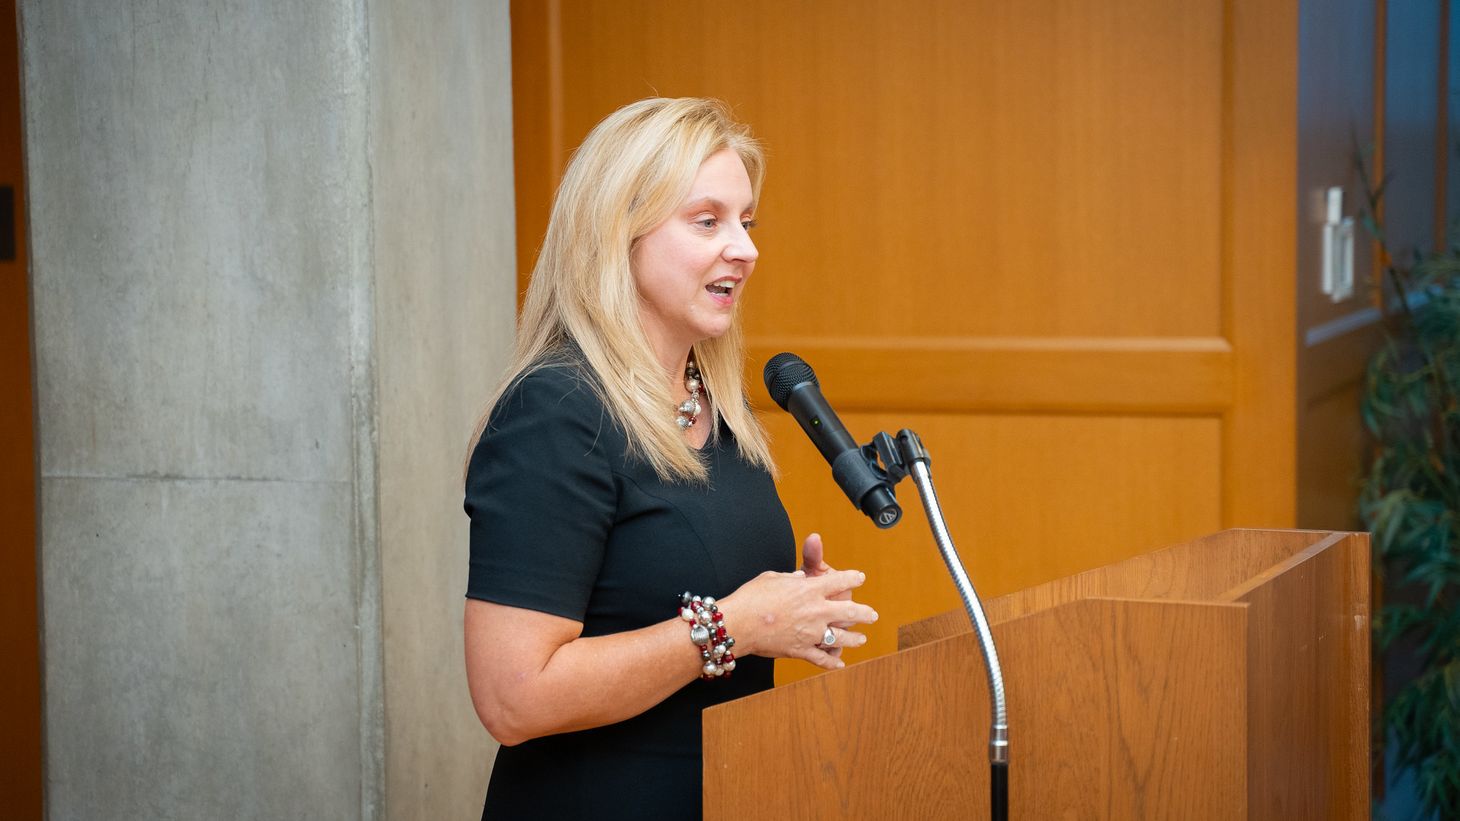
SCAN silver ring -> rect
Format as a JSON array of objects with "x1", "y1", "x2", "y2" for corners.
[{"x1": 821, "y1": 626, "x2": 837, "y2": 647}]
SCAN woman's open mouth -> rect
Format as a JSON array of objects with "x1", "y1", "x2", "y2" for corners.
[{"x1": 706, "y1": 279, "x2": 739, "y2": 305}]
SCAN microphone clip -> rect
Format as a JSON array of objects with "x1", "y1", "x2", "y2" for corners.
[
  {"x1": 866, "y1": 428, "x2": 931, "y2": 488},
  {"x1": 848, "y1": 429, "x2": 932, "y2": 529}
]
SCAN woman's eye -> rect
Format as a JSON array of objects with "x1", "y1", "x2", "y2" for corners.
[
  {"x1": 696, "y1": 218, "x2": 717, "y2": 229},
  {"x1": 742, "y1": 219, "x2": 758, "y2": 231}
]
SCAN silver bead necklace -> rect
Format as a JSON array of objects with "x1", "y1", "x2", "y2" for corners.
[{"x1": 675, "y1": 357, "x2": 703, "y2": 430}]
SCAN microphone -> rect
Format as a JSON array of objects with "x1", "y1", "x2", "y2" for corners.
[{"x1": 763, "y1": 353, "x2": 901, "y2": 528}]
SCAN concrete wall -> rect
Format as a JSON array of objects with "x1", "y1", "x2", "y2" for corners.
[
  {"x1": 23, "y1": 1, "x2": 513, "y2": 817},
  {"x1": 368, "y1": 1, "x2": 513, "y2": 817}
]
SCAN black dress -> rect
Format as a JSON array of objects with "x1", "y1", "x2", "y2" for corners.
[{"x1": 464, "y1": 357, "x2": 795, "y2": 820}]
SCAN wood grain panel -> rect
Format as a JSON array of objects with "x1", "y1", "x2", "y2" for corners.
[
  {"x1": 1222, "y1": 531, "x2": 1371, "y2": 818},
  {"x1": 769, "y1": 411, "x2": 1222, "y2": 684},
  {"x1": 872, "y1": 529, "x2": 1368, "y2": 818},
  {"x1": 706, "y1": 598, "x2": 1249, "y2": 820},
  {"x1": 747, "y1": 337, "x2": 1232, "y2": 413},
  {"x1": 1226, "y1": 0, "x2": 1299, "y2": 530},
  {"x1": 512, "y1": 0, "x2": 1299, "y2": 688},
  {"x1": 508, "y1": 0, "x2": 560, "y2": 292},
  {"x1": 520, "y1": 0, "x2": 1226, "y2": 338},
  {"x1": 899, "y1": 528, "x2": 1336, "y2": 649}
]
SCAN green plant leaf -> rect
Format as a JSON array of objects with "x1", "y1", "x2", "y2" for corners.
[{"x1": 1358, "y1": 145, "x2": 1460, "y2": 819}]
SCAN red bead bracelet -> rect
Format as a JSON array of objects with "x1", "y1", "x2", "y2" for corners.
[{"x1": 679, "y1": 591, "x2": 737, "y2": 680}]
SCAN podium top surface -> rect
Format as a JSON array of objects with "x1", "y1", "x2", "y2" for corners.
[{"x1": 899, "y1": 528, "x2": 1361, "y2": 649}]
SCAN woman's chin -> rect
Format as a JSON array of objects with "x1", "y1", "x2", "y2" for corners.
[{"x1": 693, "y1": 322, "x2": 733, "y2": 344}]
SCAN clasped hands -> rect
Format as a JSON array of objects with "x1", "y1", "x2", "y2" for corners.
[{"x1": 719, "y1": 533, "x2": 877, "y2": 671}]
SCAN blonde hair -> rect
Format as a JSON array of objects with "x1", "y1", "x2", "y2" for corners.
[{"x1": 469, "y1": 97, "x2": 774, "y2": 482}]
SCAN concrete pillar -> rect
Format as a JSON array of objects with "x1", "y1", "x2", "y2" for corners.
[
  {"x1": 369, "y1": 2, "x2": 512, "y2": 817},
  {"x1": 22, "y1": 1, "x2": 512, "y2": 817}
]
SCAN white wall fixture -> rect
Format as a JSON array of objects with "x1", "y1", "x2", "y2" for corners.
[{"x1": 1321, "y1": 186, "x2": 1356, "y2": 302}]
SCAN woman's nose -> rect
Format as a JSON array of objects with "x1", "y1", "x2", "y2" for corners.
[{"x1": 725, "y1": 225, "x2": 758, "y2": 263}]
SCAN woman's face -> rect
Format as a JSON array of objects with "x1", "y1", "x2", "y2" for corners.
[{"x1": 631, "y1": 149, "x2": 759, "y2": 364}]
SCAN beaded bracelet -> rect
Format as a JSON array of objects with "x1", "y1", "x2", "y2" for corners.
[{"x1": 679, "y1": 592, "x2": 737, "y2": 680}]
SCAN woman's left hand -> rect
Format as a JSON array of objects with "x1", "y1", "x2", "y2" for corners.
[{"x1": 800, "y1": 532, "x2": 853, "y2": 656}]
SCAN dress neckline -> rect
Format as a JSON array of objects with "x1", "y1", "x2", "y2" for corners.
[{"x1": 692, "y1": 415, "x2": 728, "y2": 454}]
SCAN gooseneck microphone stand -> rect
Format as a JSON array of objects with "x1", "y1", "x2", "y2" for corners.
[
  {"x1": 872, "y1": 429, "x2": 1009, "y2": 821},
  {"x1": 894, "y1": 430, "x2": 1008, "y2": 820},
  {"x1": 761, "y1": 354, "x2": 1007, "y2": 819}
]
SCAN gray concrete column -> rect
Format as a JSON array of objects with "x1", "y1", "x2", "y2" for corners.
[
  {"x1": 22, "y1": 1, "x2": 513, "y2": 817},
  {"x1": 369, "y1": 2, "x2": 512, "y2": 818}
]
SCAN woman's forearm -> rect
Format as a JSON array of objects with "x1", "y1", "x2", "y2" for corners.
[
  {"x1": 466, "y1": 568, "x2": 875, "y2": 746},
  {"x1": 465, "y1": 601, "x2": 707, "y2": 746}
]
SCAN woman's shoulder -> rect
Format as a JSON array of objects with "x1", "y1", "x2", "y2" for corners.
[
  {"x1": 480, "y1": 351, "x2": 623, "y2": 459},
  {"x1": 467, "y1": 357, "x2": 622, "y2": 495},
  {"x1": 463, "y1": 354, "x2": 621, "y2": 536},
  {"x1": 492, "y1": 358, "x2": 604, "y2": 423}
]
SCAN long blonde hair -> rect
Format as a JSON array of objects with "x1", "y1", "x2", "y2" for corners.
[{"x1": 469, "y1": 97, "x2": 775, "y2": 482}]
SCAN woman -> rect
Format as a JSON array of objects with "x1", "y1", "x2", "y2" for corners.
[{"x1": 463, "y1": 98, "x2": 878, "y2": 820}]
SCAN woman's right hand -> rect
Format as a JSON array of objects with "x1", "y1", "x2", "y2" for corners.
[{"x1": 717, "y1": 568, "x2": 878, "y2": 671}]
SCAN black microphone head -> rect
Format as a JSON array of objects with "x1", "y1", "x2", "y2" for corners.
[{"x1": 763, "y1": 352, "x2": 819, "y2": 410}]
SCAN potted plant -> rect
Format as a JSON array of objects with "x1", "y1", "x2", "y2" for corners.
[{"x1": 1356, "y1": 158, "x2": 1460, "y2": 819}]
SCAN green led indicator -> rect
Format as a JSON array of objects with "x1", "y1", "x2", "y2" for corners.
[{"x1": 812, "y1": 418, "x2": 821, "y2": 426}]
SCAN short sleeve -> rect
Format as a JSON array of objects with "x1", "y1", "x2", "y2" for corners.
[{"x1": 463, "y1": 367, "x2": 617, "y2": 622}]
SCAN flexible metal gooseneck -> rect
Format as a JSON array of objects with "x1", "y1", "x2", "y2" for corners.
[
  {"x1": 899, "y1": 432, "x2": 1008, "y2": 821},
  {"x1": 759, "y1": 356, "x2": 1008, "y2": 818}
]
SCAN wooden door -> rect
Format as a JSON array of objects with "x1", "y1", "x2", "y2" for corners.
[{"x1": 511, "y1": 0, "x2": 1297, "y2": 683}]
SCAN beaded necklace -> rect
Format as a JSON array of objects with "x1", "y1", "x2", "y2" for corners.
[{"x1": 675, "y1": 357, "x2": 703, "y2": 430}]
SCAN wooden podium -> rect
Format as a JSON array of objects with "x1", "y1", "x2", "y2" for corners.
[{"x1": 703, "y1": 529, "x2": 1370, "y2": 819}]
